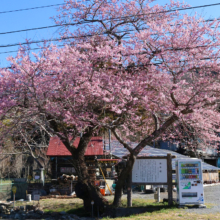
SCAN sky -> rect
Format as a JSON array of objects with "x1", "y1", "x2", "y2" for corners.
[{"x1": 1, "y1": 0, "x2": 220, "y2": 67}]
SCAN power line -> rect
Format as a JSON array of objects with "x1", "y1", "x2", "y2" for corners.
[
  {"x1": 0, "y1": 25, "x2": 60, "y2": 35},
  {"x1": 5, "y1": 55, "x2": 220, "y2": 70},
  {"x1": 2, "y1": 25, "x2": 220, "y2": 69},
  {"x1": 0, "y1": 13, "x2": 220, "y2": 51},
  {"x1": 2, "y1": 40, "x2": 220, "y2": 63},
  {"x1": 0, "y1": 36, "x2": 135, "y2": 55},
  {"x1": 1, "y1": 2, "x2": 220, "y2": 36},
  {"x1": 0, "y1": 2, "x2": 219, "y2": 55},
  {"x1": 0, "y1": 2, "x2": 219, "y2": 16},
  {"x1": 0, "y1": 23, "x2": 85, "y2": 35},
  {"x1": 0, "y1": 15, "x2": 219, "y2": 39},
  {"x1": 80, "y1": 2, "x2": 220, "y2": 22},
  {"x1": 1, "y1": 40, "x2": 220, "y2": 56},
  {"x1": 0, "y1": 0, "x2": 98, "y2": 14},
  {"x1": 147, "y1": 2, "x2": 220, "y2": 15},
  {"x1": 0, "y1": 36, "x2": 131, "y2": 54},
  {"x1": 0, "y1": 3, "x2": 65, "y2": 14},
  {"x1": 1, "y1": 19, "x2": 220, "y2": 50},
  {"x1": 0, "y1": 34, "x2": 90, "y2": 48},
  {"x1": 0, "y1": 16, "x2": 218, "y2": 36},
  {"x1": 0, "y1": 46, "x2": 61, "y2": 55}
]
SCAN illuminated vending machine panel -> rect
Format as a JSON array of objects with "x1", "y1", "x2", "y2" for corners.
[{"x1": 176, "y1": 159, "x2": 204, "y2": 205}]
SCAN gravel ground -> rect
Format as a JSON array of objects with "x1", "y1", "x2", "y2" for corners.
[
  {"x1": 112, "y1": 184, "x2": 220, "y2": 214},
  {"x1": 185, "y1": 184, "x2": 220, "y2": 214}
]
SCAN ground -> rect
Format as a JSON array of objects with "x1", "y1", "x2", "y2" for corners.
[{"x1": 1, "y1": 184, "x2": 220, "y2": 219}]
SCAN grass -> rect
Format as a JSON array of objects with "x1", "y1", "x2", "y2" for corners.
[
  {"x1": 16, "y1": 198, "x2": 90, "y2": 217},
  {"x1": 43, "y1": 199, "x2": 88, "y2": 216},
  {"x1": 105, "y1": 212, "x2": 220, "y2": 220},
  {"x1": 12, "y1": 197, "x2": 220, "y2": 220}
]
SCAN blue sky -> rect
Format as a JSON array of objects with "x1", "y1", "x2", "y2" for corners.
[
  {"x1": 1, "y1": 0, "x2": 220, "y2": 67},
  {"x1": 0, "y1": 0, "x2": 62, "y2": 67}
]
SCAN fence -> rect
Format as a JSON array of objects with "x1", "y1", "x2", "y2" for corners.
[
  {"x1": 0, "y1": 179, "x2": 13, "y2": 201},
  {"x1": 0, "y1": 178, "x2": 69, "y2": 201},
  {"x1": 0, "y1": 179, "x2": 28, "y2": 201},
  {"x1": 203, "y1": 172, "x2": 219, "y2": 183}
]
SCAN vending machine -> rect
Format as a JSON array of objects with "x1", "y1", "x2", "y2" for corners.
[{"x1": 176, "y1": 159, "x2": 204, "y2": 205}]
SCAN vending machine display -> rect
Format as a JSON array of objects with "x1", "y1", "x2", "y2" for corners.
[{"x1": 176, "y1": 159, "x2": 204, "y2": 205}]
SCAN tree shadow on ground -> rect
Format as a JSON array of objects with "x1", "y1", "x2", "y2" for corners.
[
  {"x1": 104, "y1": 202, "x2": 179, "y2": 218},
  {"x1": 66, "y1": 207, "x2": 91, "y2": 217},
  {"x1": 58, "y1": 201, "x2": 179, "y2": 218}
]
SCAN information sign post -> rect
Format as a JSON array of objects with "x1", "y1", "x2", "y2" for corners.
[
  {"x1": 132, "y1": 158, "x2": 168, "y2": 183},
  {"x1": 132, "y1": 154, "x2": 175, "y2": 205}
]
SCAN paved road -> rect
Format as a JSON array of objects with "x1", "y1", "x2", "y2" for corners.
[
  {"x1": 116, "y1": 184, "x2": 220, "y2": 214},
  {"x1": 186, "y1": 184, "x2": 220, "y2": 214}
]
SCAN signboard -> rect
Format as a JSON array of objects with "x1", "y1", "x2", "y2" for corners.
[
  {"x1": 12, "y1": 186, "x2": 17, "y2": 194},
  {"x1": 34, "y1": 175, "x2": 40, "y2": 180},
  {"x1": 60, "y1": 167, "x2": 75, "y2": 173},
  {"x1": 33, "y1": 194, "x2": 40, "y2": 201},
  {"x1": 132, "y1": 159, "x2": 167, "y2": 183}
]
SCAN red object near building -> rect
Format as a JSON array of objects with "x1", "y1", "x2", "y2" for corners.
[{"x1": 46, "y1": 136, "x2": 103, "y2": 156}]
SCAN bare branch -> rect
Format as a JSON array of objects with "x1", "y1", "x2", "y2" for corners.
[
  {"x1": 112, "y1": 128, "x2": 133, "y2": 154},
  {"x1": 152, "y1": 112, "x2": 160, "y2": 131},
  {"x1": 19, "y1": 130, "x2": 39, "y2": 159}
]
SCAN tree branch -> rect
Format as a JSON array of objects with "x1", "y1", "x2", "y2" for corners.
[
  {"x1": 112, "y1": 128, "x2": 133, "y2": 154},
  {"x1": 152, "y1": 112, "x2": 160, "y2": 131}
]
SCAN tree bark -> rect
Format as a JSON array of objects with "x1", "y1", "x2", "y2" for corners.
[
  {"x1": 113, "y1": 114, "x2": 179, "y2": 207},
  {"x1": 72, "y1": 151, "x2": 108, "y2": 214},
  {"x1": 113, "y1": 153, "x2": 135, "y2": 207},
  {"x1": 48, "y1": 119, "x2": 109, "y2": 214},
  {"x1": 69, "y1": 130, "x2": 108, "y2": 214},
  {"x1": 127, "y1": 169, "x2": 132, "y2": 207}
]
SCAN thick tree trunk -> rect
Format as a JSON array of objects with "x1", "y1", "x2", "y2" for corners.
[
  {"x1": 113, "y1": 114, "x2": 180, "y2": 207},
  {"x1": 127, "y1": 169, "x2": 132, "y2": 207},
  {"x1": 51, "y1": 124, "x2": 108, "y2": 215},
  {"x1": 47, "y1": 117, "x2": 108, "y2": 214},
  {"x1": 67, "y1": 130, "x2": 108, "y2": 214},
  {"x1": 72, "y1": 152, "x2": 108, "y2": 214},
  {"x1": 113, "y1": 154, "x2": 135, "y2": 207}
]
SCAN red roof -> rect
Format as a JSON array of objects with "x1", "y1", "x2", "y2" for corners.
[{"x1": 46, "y1": 136, "x2": 103, "y2": 156}]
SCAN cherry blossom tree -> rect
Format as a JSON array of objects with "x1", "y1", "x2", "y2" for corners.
[
  {"x1": 54, "y1": 0, "x2": 220, "y2": 207},
  {"x1": 0, "y1": 42, "x2": 135, "y2": 210},
  {"x1": 1, "y1": 0, "x2": 220, "y2": 211}
]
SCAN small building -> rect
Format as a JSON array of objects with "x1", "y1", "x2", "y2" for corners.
[
  {"x1": 46, "y1": 136, "x2": 104, "y2": 178},
  {"x1": 110, "y1": 140, "x2": 220, "y2": 183}
]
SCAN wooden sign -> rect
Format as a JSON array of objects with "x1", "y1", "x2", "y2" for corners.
[
  {"x1": 131, "y1": 154, "x2": 174, "y2": 206},
  {"x1": 33, "y1": 194, "x2": 40, "y2": 201},
  {"x1": 132, "y1": 158, "x2": 167, "y2": 183},
  {"x1": 60, "y1": 167, "x2": 75, "y2": 173}
]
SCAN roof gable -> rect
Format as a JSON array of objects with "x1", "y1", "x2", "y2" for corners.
[{"x1": 47, "y1": 136, "x2": 103, "y2": 156}]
